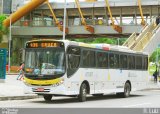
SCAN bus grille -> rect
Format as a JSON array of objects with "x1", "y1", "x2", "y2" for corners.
[
  {"x1": 32, "y1": 88, "x2": 50, "y2": 92},
  {"x1": 31, "y1": 84, "x2": 53, "y2": 86}
]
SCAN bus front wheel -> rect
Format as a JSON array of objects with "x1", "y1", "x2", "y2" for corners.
[
  {"x1": 43, "y1": 95, "x2": 52, "y2": 101},
  {"x1": 78, "y1": 83, "x2": 87, "y2": 102}
]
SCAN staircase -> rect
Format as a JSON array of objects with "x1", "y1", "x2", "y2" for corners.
[
  {"x1": 123, "y1": 20, "x2": 160, "y2": 55},
  {"x1": 141, "y1": 24, "x2": 160, "y2": 55}
]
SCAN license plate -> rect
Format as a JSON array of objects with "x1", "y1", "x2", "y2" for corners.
[{"x1": 36, "y1": 88, "x2": 44, "y2": 92}]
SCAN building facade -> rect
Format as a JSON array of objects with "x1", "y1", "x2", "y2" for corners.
[{"x1": 0, "y1": 0, "x2": 12, "y2": 14}]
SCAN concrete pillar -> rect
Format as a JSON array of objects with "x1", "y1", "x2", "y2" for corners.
[
  {"x1": 66, "y1": 9, "x2": 68, "y2": 27},
  {"x1": 104, "y1": 7, "x2": 109, "y2": 26},
  {"x1": 150, "y1": 6, "x2": 152, "y2": 23},
  {"x1": 120, "y1": 8, "x2": 122, "y2": 26},
  {"x1": 135, "y1": 7, "x2": 137, "y2": 25},
  {"x1": 92, "y1": 7, "x2": 95, "y2": 25}
]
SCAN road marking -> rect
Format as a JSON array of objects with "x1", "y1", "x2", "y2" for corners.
[{"x1": 123, "y1": 103, "x2": 151, "y2": 108}]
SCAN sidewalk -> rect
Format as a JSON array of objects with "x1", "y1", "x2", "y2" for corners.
[
  {"x1": 0, "y1": 74, "x2": 38, "y2": 101},
  {"x1": 146, "y1": 80, "x2": 160, "y2": 90},
  {"x1": 0, "y1": 74, "x2": 160, "y2": 101}
]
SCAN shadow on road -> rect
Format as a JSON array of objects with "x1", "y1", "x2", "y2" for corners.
[{"x1": 32, "y1": 94, "x2": 144, "y2": 104}]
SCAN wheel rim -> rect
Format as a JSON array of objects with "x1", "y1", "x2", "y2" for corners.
[{"x1": 81, "y1": 84, "x2": 87, "y2": 101}]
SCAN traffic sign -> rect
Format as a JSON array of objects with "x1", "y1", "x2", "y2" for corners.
[{"x1": 0, "y1": 49, "x2": 6, "y2": 80}]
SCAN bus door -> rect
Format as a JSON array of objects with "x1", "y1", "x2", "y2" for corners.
[
  {"x1": 67, "y1": 46, "x2": 81, "y2": 94},
  {"x1": 82, "y1": 50, "x2": 96, "y2": 94},
  {"x1": 95, "y1": 52, "x2": 108, "y2": 93}
]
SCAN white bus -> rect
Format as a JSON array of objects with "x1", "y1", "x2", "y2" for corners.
[{"x1": 23, "y1": 39, "x2": 149, "y2": 102}]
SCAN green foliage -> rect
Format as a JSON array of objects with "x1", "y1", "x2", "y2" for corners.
[
  {"x1": 91, "y1": 38, "x2": 117, "y2": 44},
  {"x1": 0, "y1": 15, "x2": 8, "y2": 43},
  {"x1": 149, "y1": 63, "x2": 157, "y2": 75},
  {"x1": 149, "y1": 48, "x2": 160, "y2": 62}
]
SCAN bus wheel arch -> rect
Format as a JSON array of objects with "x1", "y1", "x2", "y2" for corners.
[
  {"x1": 80, "y1": 80, "x2": 90, "y2": 94},
  {"x1": 116, "y1": 80, "x2": 131, "y2": 98}
]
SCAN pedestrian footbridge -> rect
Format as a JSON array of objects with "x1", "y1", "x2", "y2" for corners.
[
  {"x1": 123, "y1": 18, "x2": 160, "y2": 55},
  {"x1": 3, "y1": 0, "x2": 160, "y2": 55},
  {"x1": 5, "y1": 0, "x2": 160, "y2": 37}
]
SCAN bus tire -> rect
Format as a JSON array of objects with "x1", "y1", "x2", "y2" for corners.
[
  {"x1": 123, "y1": 82, "x2": 131, "y2": 98},
  {"x1": 116, "y1": 82, "x2": 131, "y2": 98},
  {"x1": 43, "y1": 95, "x2": 52, "y2": 101},
  {"x1": 78, "y1": 83, "x2": 87, "y2": 102}
]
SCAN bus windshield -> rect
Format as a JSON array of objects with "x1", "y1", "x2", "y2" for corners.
[{"x1": 24, "y1": 48, "x2": 65, "y2": 76}]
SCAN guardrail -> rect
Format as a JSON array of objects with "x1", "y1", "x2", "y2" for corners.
[
  {"x1": 13, "y1": 19, "x2": 143, "y2": 27},
  {"x1": 130, "y1": 22, "x2": 155, "y2": 49},
  {"x1": 133, "y1": 23, "x2": 160, "y2": 52},
  {"x1": 133, "y1": 32, "x2": 152, "y2": 51},
  {"x1": 122, "y1": 32, "x2": 136, "y2": 47}
]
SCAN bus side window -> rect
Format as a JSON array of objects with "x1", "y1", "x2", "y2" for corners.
[
  {"x1": 120, "y1": 54, "x2": 127, "y2": 69},
  {"x1": 109, "y1": 53, "x2": 119, "y2": 68},
  {"x1": 145, "y1": 57, "x2": 148, "y2": 70},
  {"x1": 143, "y1": 56, "x2": 148, "y2": 70},
  {"x1": 97, "y1": 52, "x2": 108, "y2": 68},
  {"x1": 136, "y1": 56, "x2": 142, "y2": 70},
  {"x1": 109, "y1": 53, "x2": 114, "y2": 68},
  {"x1": 114, "y1": 54, "x2": 119, "y2": 68},
  {"x1": 128, "y1": 55, "x2": 135, "y2": 70},
  {"x1": 82, "y1": 50, "x2": 95, "y2": 68},
  {"x1": 67, "y1": 46, "x2": 81, "y2": 77}
]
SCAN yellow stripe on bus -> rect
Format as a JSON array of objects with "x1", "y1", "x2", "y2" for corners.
[{"x1": 24, "y1": 77, "x2": 62, "y2": 85}]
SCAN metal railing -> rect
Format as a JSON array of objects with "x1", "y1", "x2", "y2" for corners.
[
  {"x1": 133, "y1": 23, "x2": 160, "y2": 52},
  {"x1": 122, "y1": 32, "x2": 137, "y2": 47},
  {"x1": 13, "y1": 18, "x2": 145, "y2": 27},
  {"x1": 130, "y1": 22, "x2": 155, "y2": 49},
  {"x1": 14, "y1": 20, "x2": 56, "y2": 27},
  {"x1": 133, "y1": 32, "x2": 152, "y2": 51}
]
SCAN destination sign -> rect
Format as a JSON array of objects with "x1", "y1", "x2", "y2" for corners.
[{"x1": 26, "y1": 41, "x2": 64, "y2": 48}]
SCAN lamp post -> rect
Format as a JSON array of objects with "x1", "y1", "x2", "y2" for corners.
[
  {"x1": 63, "y1": 0, "x2": 67, "y2": 40},
  {"x1": 8, "y1": 16, "x2": 11, "y2": 73},
  {"x1": 1, "y1": 0, "x2": 3, "y2": 14}
]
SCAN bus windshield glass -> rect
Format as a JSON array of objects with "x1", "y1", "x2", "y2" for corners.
[{"x1": 24, "y1": 48, "x2": 65, "y2": 76}]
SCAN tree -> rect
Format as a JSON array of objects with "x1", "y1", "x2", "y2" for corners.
[
  {"x1": 149, "y1": 48, "x2": 160, "y2": 62},
  {"x1": 72, "y1": 37, "x2": 127, "y2": 45},
  {"x1": 0, "y1": 15, "x2": 8, "y2": 43}
]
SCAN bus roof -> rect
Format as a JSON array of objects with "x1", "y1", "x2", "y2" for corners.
[{"x1": 26, "y1": 39, "x2": 148, "y2": 55}]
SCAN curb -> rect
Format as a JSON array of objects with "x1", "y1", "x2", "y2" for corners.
[{"x1": 0, "y1": 95, "x2": 39, "y2": 101}]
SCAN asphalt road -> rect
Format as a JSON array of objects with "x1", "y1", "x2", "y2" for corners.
[{"x1": 0, "y1": 90, "x2": 160, "y2": 108}]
